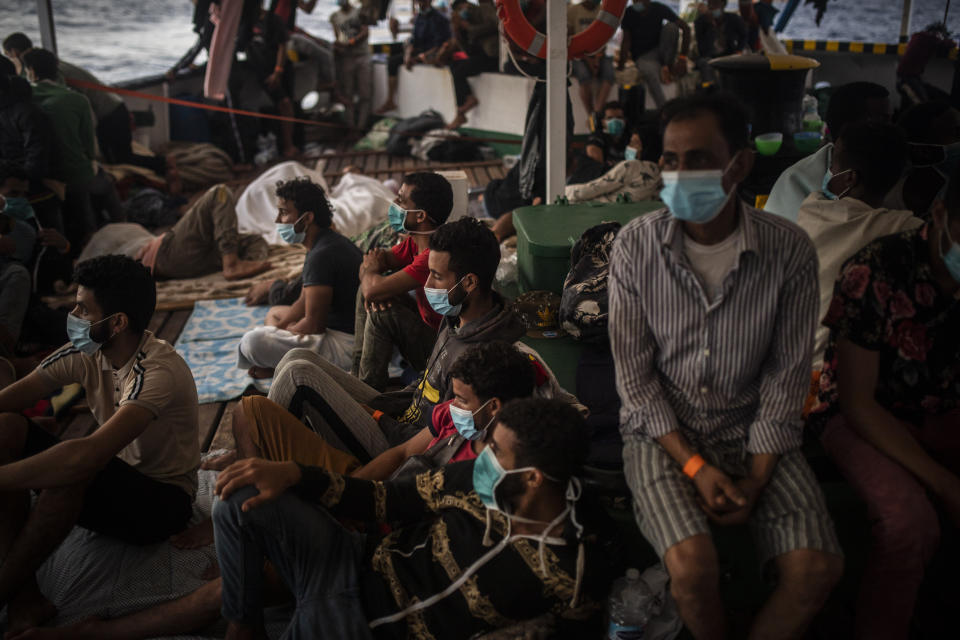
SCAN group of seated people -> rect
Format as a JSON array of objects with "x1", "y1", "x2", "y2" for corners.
[{"x1": 0, "y1": 75, "x2": 957, "y2": 639}]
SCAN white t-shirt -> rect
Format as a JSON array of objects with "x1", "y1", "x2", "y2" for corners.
[{"x1": 683, "y1": 225, "x2": 743, "y2": 302}]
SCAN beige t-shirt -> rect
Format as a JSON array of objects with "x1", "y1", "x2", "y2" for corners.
[
  {"x1": 37, "y1": 331, "x2": 200, "y2": 496},
  {"x1": 683, "y1": 225, "x2": 744, "y2": 302}
]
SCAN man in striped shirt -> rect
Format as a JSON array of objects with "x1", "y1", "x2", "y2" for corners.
[{"x1": 609, "y1": 93, "x2": 842, "y2": 640}]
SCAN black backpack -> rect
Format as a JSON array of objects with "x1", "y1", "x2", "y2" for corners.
[{"x1": 559, "y1": 221, "x2": 622, "y2": 345}]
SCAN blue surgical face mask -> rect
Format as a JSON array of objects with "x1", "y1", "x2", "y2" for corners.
[
  {"x1": 624, "y1": 146, "x2": 638, "y2": 161},
  {"x1": 605, "y1": 118, "x2": 625, "y2": 137},
  {"x1": 822, "y1": 167, "x2": 852, "y2": 200},
  {"x1": 1, "y1": 196, "x2": 35, "y2": 221},
  {"x1": 937, "y1": 141, "x2": 960, "y2": 177},
  {"x1": 942, "y1": 224, "x2": 960, "y2": 284},
  {"x1": 388, "y1": 202, "x2": 410, "y2": 233},
  {"x1": 450, "y1": 398, "x2": 493, "y2": 440},
  {"x1": 472, "y1": 446, "x2": 538, "y2": 511},
  {"x1": 276, "y1": 213, "x2": 308, "y2": 244},
  {"x1": 424, "y1": 276, "x2": 467, "y2": 316},
  {"x1": 711, "y1": 8, "x2": 723, "y2": 18},
  {"x1": 66, "y1": 313, "x2": 115, "y2": 356},
  {"x1": 660, "y1": 156, "x2": 738, "y2": 224},
  {"x1": 459, "y1": 8, "x2": 470, "y2": 19}
]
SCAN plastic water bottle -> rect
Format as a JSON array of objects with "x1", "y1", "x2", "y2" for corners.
[{"x1": 607, "y1": 568, "x2": 652, "y2": 639}]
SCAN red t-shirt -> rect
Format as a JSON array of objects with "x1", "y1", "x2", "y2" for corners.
[
  {"x1": 426, "y1": 400, "x2": 478, "y2": 464},
  {"x1": 391, "y1": 237, "x2": 442, "y2": 330}
]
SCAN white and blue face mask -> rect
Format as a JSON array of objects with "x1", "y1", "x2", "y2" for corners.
[
  {"x1": 424, "y1": 276, "x2": 467, "y2": 316},
  {"x1": 449, "y1": 398, "x2": 493, "y2": 440},
  {"x1": 822, "y1": 168, "x2": 852, "y2": 200},
  {"x1": 276, "y1": 212, "x2": 308, "y2": 244},
  {"x1": 66, "y1": 313, "x2": 116, "y2": 356},
  {"x1": 605, "y1": 118, "x2": 625, "y2": 137},
  {"x1": 624, "y1": 147, "x2": 638, "y2": 161},
  {"x1": 659, "y1": 154, "x2": 739, "y2": 224}
]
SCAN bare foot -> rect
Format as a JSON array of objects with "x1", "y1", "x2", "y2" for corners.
[
  {"x1": 5, "y1": 592, "x2": 58, "y2": 638},
  {"x1": 223, "y1": 260, "x2": 273, "y2": 281},
  {"x1": 5, "y1": 617, "x2": 101, "y2": 640},
  {"x1": 341, "y1": 165, "x2": 362, "y2": 174},
  {"x1": 375, "y1": 100, "x2": 396, "y2": 115},
  {"x1": 446, "y1": 113, "x2": 467, "y2": 130},
  {"x1": 247, "y1": 366, "x2": 274, "y2": 379},
  {"x1": 169, "y1": 518, "x2": 214, "y2": 550},
  {"x1": 201, "y1": 449, "x2": 238, "y2": 471}
]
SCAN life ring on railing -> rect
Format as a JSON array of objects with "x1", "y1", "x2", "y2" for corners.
[{"x1": 495, "y1": 0, "x2": 628, "y2": 60}]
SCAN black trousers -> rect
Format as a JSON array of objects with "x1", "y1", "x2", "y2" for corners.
[{"x1": 449, "y1": 54, "x2": 498, "y2": 106}]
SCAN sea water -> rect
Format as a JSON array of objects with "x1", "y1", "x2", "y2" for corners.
[{"x1": 0, "y1": 0, "x2": 958, "y2": 84}]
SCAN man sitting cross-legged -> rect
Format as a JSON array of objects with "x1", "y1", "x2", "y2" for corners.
[
  {"x1": 238, "y1": 177, "x2": 362, "y2": 378},
  {"x1": 213, "y1": 398, "x2": 614, "y2": 639},
  {"x1": 78, "y1": 183, "x2": 272, "y2": 281},
  {"x1": 609, "y1": 92, "x2": 843, "y2": 640},
  {"x1": 806, "y1": 167, "x2": 960, "y2": 640},
  {"x1": 8, "y1": 343, "x2": 542, "y2": 639},
  {"x1": 0, "y1": 255, "x2": 199, "y2": 635},
  {"x1": 353, "y1": 171, "x2": 450, "y2": 391}
]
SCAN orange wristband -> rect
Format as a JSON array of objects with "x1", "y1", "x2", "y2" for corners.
[
  {"x1": 371, "y1": 410, "x2": 384, "y2": 422},
  {"x1": 682, "y1": 454, "x2": 706, "y2": 479}
]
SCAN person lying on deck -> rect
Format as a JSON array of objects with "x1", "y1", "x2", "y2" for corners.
[
  {"x1": 0, "y1": 255, "x2": 199, "y2": 636},
  {"x1": 353, "y1": 171, "x2": 450, "y2": 391},
  {"x1": 806, "y1": 166, "x2": 960, "y2": 640},
  {"x1": 608, "y1": 92, "x2": 843, "y2": 640},
  {"x1": 238, "y1": 177, "x2": 362, "y2": 378},
  {"x1": 76, "y1": 183, "x2": 272, "y2": 281}
]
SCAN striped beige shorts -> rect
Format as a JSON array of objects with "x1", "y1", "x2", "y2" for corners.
[{"x1": 623, "y1": 435, "x2": 841, "y2": 564}]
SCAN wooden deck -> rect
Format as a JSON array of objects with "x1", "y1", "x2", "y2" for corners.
[{"x1": 53, "y1": 145, "x2": 508, "y2": 453}]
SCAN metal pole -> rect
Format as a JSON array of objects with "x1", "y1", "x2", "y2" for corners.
[
  {"x1": 945, "y1": 0, "x2": 951, "y2": 24},
  {"x1": 900, "y1": 0, "x2": 913, "y2": 43},
  {"x1": 36, "y1": 0, "x2": 57, "y2": 54},
  {"x1": 545, "y1": 0, "x2": 567, "y2": 202}
]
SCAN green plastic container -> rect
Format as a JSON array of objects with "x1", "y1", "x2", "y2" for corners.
[{"x1": 513, "y1": 201, "x2": 663, "y2": 293}]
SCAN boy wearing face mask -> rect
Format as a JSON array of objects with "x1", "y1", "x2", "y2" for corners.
[
  {"x1": 210, "y1": 398, "x2": 615, "y2": 639},
  {"x1": 353, "y1": 171, "x2": 450, "y2": 391},
  {"x1": 806, "y1": 168, "x2": 960, "y2": 640},
  {"x1": 570, "y1": 101, "x2": 634, "y2": 186},
  {"x1": 796, "y1": 122, "x2": 922, "y2": 370},
  {"x1": 238, "y1": 177, "x2": 361, "y2": 378},
  {"x1": 610, "y1": 92, "x2": 843, "y2": 640},
  {"x1": 0, "y1": 255, "x2": 199, "y2": 633}
]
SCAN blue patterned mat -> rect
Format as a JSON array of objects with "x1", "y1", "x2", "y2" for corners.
[{"x1": 175, "y1": 298, "x2": 271, "y2": 404}]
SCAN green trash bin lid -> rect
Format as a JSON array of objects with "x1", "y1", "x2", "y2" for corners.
[{"x1": 513, "y1": 201, "x2": 664, "y2": 257}]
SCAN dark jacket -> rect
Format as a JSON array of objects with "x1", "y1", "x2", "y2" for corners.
[
  {"x1": 0, "y1": 82, "x2": 51, "y2": 182},
  {"x1": 372, "y1": 293, "x2": 526, "y2": 442}
]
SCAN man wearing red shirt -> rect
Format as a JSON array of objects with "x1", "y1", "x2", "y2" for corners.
[{"x1": 354, "y1": 172, "x2": 452, "y2": 390}]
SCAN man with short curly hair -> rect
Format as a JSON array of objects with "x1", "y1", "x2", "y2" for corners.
[
  {"x1": 0, "y1": 255, "x2": 199, "y2": 634},
  {"x1": 238, "y1": 177, "x2": 362, "y2": 378}
]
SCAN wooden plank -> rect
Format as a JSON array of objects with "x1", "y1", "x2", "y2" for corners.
[
  {"x1": 324, "y1": 158, "x2": 504, "y2": 182},
  {"x1": 157, "y1": 309, "x2": 192, "y2": 344},
  {"x1": 197, "y1": 402, "x2": 225, "y2": 452},
  {"x1": 208, "y1": 400, "x2": 239, "y2": 453}
]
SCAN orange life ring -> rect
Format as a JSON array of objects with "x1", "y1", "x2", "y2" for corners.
[{"x1": 495, "y1": 0, "x2": 628, "y2": 60}]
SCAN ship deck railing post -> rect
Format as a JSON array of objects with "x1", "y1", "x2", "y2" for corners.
[{"x1": 545, "y1": 0, "x2": 567, "y2": 202}]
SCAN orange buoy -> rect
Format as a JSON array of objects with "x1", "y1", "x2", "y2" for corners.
[{"x1": 496, "y1": 0, "x2": 628, "y2": 60}]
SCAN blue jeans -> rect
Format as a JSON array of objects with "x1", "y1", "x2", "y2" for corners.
[{"x1": 213, "y1": 486, "x2": 373, "y2": 639}]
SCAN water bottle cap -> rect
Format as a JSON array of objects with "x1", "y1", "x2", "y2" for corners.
[{"x1": 626, "y1": 568, "x2": 640, "y2": 580}]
